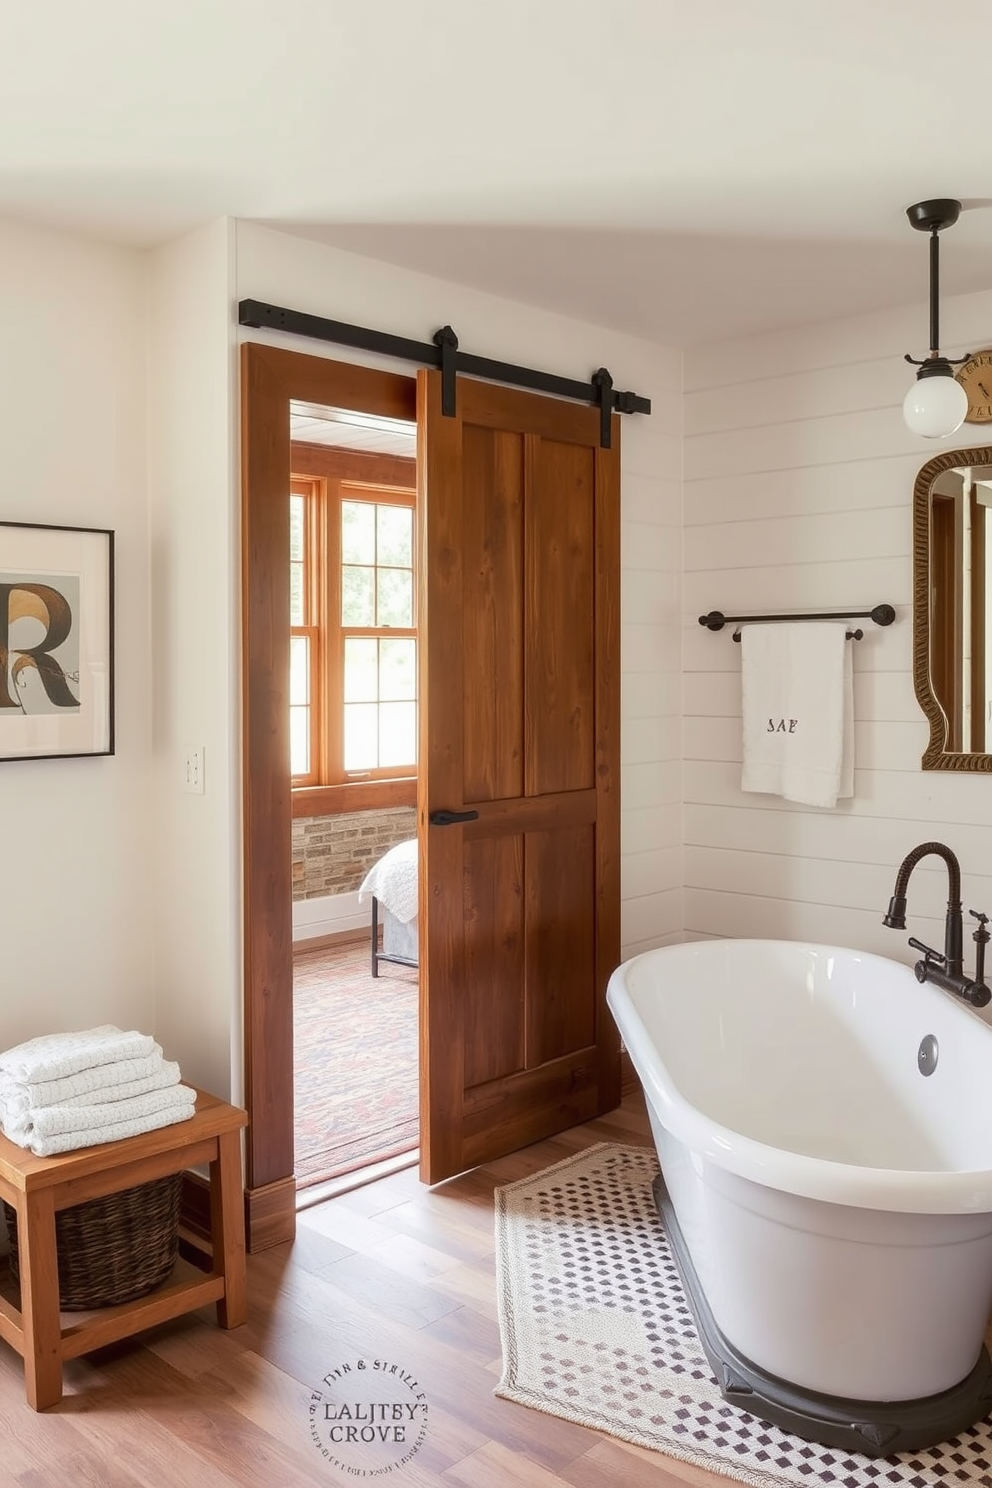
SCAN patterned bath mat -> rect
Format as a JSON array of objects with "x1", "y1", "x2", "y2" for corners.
[{"x1": 493, "y1": 1142, "x2": 992, "y2": 1488}]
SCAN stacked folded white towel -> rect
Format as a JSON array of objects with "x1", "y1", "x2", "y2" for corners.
[{"x1": 0, "y1": 1025, "x2": 195, "y2": 1156}]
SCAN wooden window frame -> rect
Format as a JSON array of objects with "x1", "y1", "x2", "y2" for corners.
[
  {"x1": 289, "y1": 445, "x2": 417, "y2": 817},
  {"x1": 290, "y1": 476, "x2": 322, "y2": 789}
]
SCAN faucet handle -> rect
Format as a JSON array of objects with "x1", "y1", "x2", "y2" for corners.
[
  {"x1": 908, "y1": 936, "x2": 943, "y2": 961},
  {"x1": 908, "y1": 937, "x2": 944, "y2": 982},
  {"x1": 969, "y1": 911, "x2": 990, "y2": 994}
]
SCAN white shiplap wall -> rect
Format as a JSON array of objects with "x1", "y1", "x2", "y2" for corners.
[
  {"x1": 682, "y1": 287, "x2": 992, "y2": 982},
  {"x1": 620, "y1": 427, "x2": 684, "y2": 956}
]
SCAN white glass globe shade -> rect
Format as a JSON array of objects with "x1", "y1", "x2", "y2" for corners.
[{"x1": 903, "y1": 373, "x2": 968, "y2": 439}]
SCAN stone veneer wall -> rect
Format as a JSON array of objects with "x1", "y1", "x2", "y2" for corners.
[{"x1": 292, "y1": 806, "x2": 417, "y2": 900}]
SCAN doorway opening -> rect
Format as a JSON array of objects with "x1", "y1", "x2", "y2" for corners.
[
  {"x1": 289, "y1": 398, "x2": 420, "y2": 1198},
  {"x1": 293, "y1": 938, "x2": 418, "y2": 1201}
]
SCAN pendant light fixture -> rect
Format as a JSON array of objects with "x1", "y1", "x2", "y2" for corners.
[{"x1": 902, "y1": 199, "x2": 970, "y2": 439}]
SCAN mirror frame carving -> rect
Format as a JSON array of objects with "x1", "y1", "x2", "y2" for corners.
[{"x1": 913, "y1": 442, "x2": 992, "y2": 771}]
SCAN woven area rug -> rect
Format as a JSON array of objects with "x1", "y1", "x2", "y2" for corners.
[
  {"x1": 494, "y1": 1143, "x2": 992, "y2": 1488},
  {"x1": 294, "y1": 939, "x2": 418, "y2": 1186}
]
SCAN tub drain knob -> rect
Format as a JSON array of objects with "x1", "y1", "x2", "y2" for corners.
[{"x1": 917, "y1": 1034, "x2": 939, "y2": 1077}]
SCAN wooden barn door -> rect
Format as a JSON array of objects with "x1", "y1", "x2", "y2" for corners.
[{"x1": 417, "y1": 371, "x2": 621, "y2": 1184}]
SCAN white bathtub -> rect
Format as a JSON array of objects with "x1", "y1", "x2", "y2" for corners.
[{"x1": 606, "y1": 939, "x2": 992, "y2": 1407}]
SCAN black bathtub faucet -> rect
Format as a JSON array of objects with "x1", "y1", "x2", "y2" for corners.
[{"x1": 883, "y1": 842, "x2": 991, "y2": 1008}]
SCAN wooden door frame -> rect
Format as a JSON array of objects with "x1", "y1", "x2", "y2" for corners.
[{"x1": 240, "y1": 342, "x2": 417, "y2": 1250}]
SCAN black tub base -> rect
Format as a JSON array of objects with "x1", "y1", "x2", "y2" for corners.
[{"x1": 651, "y1": 1174, "x2": 992, "y2": 1457}]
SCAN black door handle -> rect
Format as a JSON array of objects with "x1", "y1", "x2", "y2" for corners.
[{"x1": 429, "y1": 809, "x2": 480, "y2": 826}]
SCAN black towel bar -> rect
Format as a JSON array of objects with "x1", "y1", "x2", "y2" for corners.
[
  {"x1": 698, "y1": 604, "x2": 895, "y2": 637},
  {"x1": 732, "y1": 627, "x2": 863, "y2": 642}
]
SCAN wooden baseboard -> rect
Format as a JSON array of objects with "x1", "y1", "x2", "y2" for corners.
[
  {"x1": 179, "y1": 1171, "x2": 212, "y2": 1242},
  {"x1": 245, "y1": 1176, "x2": 297, "y2": 1252},
  {"x1": 182, "y1": 1171, "x2": 297, "y2": 1255},
  {"x1": 293, "y1": 926, "x2": 372, "y2": 954},
  {"x1": 178, "y1": 1171, "x2": 213, "y2": 1268}
]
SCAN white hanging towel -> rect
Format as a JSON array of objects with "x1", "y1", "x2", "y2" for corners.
[{"x1": 740, "y1": 622, "x2": 854, "y2": 808}]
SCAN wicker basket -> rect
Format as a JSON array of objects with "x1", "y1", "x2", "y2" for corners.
[{"x1": 3, "y1": 1172, "x2": 182, "y2": 1310}]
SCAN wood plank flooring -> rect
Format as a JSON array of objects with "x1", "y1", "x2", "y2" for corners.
[{"x1": 0, "y1": 1093, "x2": 735, "y2": 1487}]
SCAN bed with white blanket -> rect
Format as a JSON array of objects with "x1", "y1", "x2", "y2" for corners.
[{"x1": 358, "y1": 838, "x2": 419, "y2": 975}]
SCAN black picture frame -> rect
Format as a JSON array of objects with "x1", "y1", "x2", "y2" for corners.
[{"x1": 0, "y1": 520, "x2": 115, "y2": 761}]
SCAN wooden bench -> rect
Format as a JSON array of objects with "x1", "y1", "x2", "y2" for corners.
[{"x1": 0, "y1": 1086, "x2": 247, "y2": 1409}]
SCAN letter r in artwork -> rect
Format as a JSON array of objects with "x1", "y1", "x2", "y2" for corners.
[{"x1": 0, "y1": 581, "x2": 80, "y2": 710}]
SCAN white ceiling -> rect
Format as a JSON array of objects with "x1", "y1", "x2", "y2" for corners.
[
  {"x1": 3, "y1": 0, "x2": 992, "y2": 345},
  {"x1": 290, "y1": 403, "x2": 416, "y2": 458}
]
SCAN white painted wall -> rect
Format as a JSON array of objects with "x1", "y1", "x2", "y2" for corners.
[
  {"x1": 683, "y1": 287, "x2": 992, "y2": 985},
  {"x1": 236, "y1": 223, "x2": 684, "y2": 960},
  {"x1": 293, "y1": 891, "x2": 366, "y2": 944},
  {"x1": 0, "y1": 216, "x2": 153, "y2": 1045},
  {"x1": 146, "y1": 220, "x2": 242, "y2": 1099}
]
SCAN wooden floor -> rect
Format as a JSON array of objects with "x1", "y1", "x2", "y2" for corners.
[{"x1": 0, "y1": 1092, "x2": 733, "y2": 1488}]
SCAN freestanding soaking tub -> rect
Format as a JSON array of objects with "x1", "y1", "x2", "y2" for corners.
[{"x1": 606, "y1": 938, "x2": 992, "y2": 1455}]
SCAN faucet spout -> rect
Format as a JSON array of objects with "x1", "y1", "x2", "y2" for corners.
[
  {"x1": 883, "y1": 842, "x2": 991, "y2": 1007},
  {"x1": 884, "y1": 840, "x2": 963, "y2": 977}
]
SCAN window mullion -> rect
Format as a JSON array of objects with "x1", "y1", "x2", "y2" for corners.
[
  {"x1": 290, "y1": 476, "x2": 320, "y2": 787},
  {"x1": 325, "y1": 478, "x2": 345, "y2": 785},
  {"x1": 290, "y1": 620, "x2": 319, "y2": 787}
]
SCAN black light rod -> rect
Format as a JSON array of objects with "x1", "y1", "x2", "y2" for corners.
[
  {"x1": 930, "y1": 229, "x2": 940, "y2": 355},
  {"x1": 698, "y1": 604, "x2": 896, "y2": 632},
  {"x1": 238, "y1": 299, "x2": 651, "y2": 417}
]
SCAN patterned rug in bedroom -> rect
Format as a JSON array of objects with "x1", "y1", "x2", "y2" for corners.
[
  {"x1": 293, "y1": 938, "x2": 418, "y2": 1186},
  {"x1": 494, "y1": 1143, "x2": 992, "y2": 1488}
]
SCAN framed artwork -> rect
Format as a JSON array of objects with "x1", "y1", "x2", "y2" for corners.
[{"x1": 0, "y1": 521, "x2": 114, "y2": 761}]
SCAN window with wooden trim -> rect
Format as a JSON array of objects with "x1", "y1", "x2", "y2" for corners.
[{"x1": 290, "y1": 471, "x2": 417, "y2": 806}]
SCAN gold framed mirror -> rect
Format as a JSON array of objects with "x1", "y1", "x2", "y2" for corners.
[{"x1": 913, "y1": 444, "x2": 992, "y2": 769}]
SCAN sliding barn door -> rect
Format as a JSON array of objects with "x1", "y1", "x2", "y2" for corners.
[{"x1": 417, "y1": 370, "x2": 621, "y2": 1184}]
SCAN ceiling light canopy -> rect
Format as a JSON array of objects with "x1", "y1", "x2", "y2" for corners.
[{"x1": 903, "y1": 199, "x2": 970, "y2": 440}]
